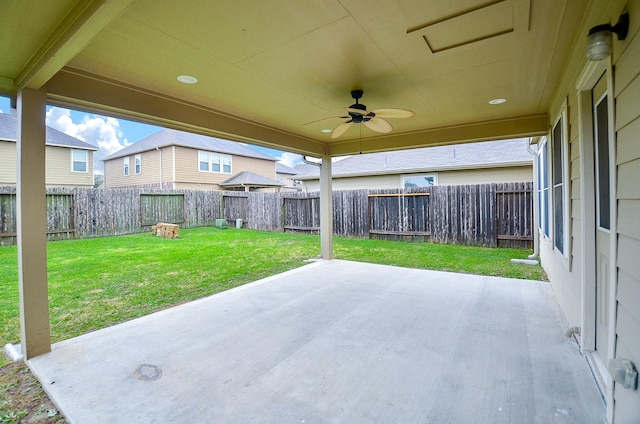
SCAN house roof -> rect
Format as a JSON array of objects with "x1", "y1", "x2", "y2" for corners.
[
  {"x1": 103, "y1": 129, "x2": 277, "y2": 161},
  {"x1": 0, "y1": 113, "x2": 98, "y2": 151},
  {"x1": 220, "y1": 171, "x2": 284, "y2": 188},
  {"x1": 295, "y1": 138, "x2": 532, "y2": 180},
  {"x1": 276, "y1": 163, "x2": 297, "y2": 175}
]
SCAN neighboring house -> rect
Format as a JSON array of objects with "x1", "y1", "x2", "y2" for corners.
[
  {"x1": 103, "y1": 129, "x2": 282, "y2": 191},
  {"x1": 0, "y1": 113, "x2": 97, "y2": 187},
  {"x1": 294, "y1": 138, "x2": 532, "y2": 191},
  {"x1": 275, "y1": 163, "x2": 301, "y2": 192}
]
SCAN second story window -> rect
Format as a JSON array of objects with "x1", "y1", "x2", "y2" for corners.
[
  {"x1": 71, "y1": 149, "x2": 88, "y2": 173},
  {"x1": 124, "y1": 156, "x2": 130, "y2": 176},
  {"x1": 198, "y1": 151, "x2": 232, "y2": 174},
  {"x1": 135, "y1": 154, "x2": 141, "y2": 174}
]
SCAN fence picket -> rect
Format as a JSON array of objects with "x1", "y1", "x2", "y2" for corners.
[{"x1": 0, "y1": 183, "x2": 533, "y2": 248}]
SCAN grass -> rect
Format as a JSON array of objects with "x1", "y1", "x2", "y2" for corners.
[{"x1": 0, "y1": 227, "x2": 544, "y2": 365}]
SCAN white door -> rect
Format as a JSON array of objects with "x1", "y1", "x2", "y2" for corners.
[{"x1": 592, "y1": 75, "x2": 611, "y2": 368}]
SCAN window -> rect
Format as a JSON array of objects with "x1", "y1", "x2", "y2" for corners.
[
  {"x1": 198, "y1": 151, "x2": 209, "y2": 172},
  {"x1": 595, "y1": 94, "x2": 610, "y2": 230},
  {"x1": 71, "y1": 149, "x2": 88, "y2": 173},
  {"x1": 222, "y1": 155, "x2": 232, "y2": 174},
  {"x1": 211, "y1": 154, "x2": 221, "y2": 172},
  {"x1": 537, "y1": 137, "x2": 550, "y2": 238},
  {"x1": 402, "y1": 174, "x2": 437, "y2": 189},
  {"x1": 551, "y1": 110, "x2": 569, "y2": 255},
  {"x1": 134, "y1": 154, "x2": 141, "y2": 174},
  {"x1": 123, "y1": 156, "x2": 130, "y2": 176},
  {"x1": 198, "y1": 151, "x2": 232, "y2": 174}
]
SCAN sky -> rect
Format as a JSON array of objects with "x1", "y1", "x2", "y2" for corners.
[{"x1": 0, "y1": 96, "x2": 303, "y2": 174}]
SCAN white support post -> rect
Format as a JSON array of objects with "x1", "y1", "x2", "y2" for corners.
[
  {"x1": 319, "y1": 155, "x2": 333, "y2": 259},
  {"x1": 17, "y1": 88, "x2": 51, "y2": 359}
]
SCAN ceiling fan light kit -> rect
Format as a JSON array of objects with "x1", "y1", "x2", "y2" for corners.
[{"x1": 328, "y1": 90, "x2": 415, "y2": 139}]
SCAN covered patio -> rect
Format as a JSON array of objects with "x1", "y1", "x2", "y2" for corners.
[{"x1": 29, "y1": 260, "x2": 604, "y2": 423}]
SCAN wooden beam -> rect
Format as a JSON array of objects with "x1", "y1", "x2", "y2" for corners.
[
  {"x1": 15, "y1": 0, "x2": 134, "y2": 90},
  {"x1": 328, "y1": 114, "x2": 549, "y2": 156},
  {"x1": 46, "y1": 68, "x2": 327, "y2": 156}
]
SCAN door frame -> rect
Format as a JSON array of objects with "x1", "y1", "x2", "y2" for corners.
[{"x1": 576, "y1": 58, "x2": 618, "y2": 419}]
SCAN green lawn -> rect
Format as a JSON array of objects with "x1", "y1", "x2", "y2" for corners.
[{"x1": 0, "y1": 227, "x2": 544, "y2": 365}]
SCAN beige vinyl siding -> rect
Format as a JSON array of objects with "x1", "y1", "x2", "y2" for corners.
[
  {"x1": 301, "y1": 165, "x2": 532, "y2": 192},
  {"x1": 105, "y1": 149, "x2": 161, "y2": 188},
  {"x1": 45, "y1": 146, "x2": 94, "y2": 187},
  {"x1": 0, "y1": 141, "x2": 16, "y2": 184},
  {"x1": 437, "y1": 166, "x2": 531, "y2": 185},
  {"x1": 173, "y1": 146, "x2": 275, "y2": 188},
  {"x1": 612, "y1": 3, "x2": 640, "y2": 418},
  {"x1": 0, "y1": 142, "x2": 93, "y2": 186}
]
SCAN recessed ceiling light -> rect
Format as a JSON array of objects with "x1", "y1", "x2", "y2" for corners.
[
  {"x1": 177, "y1": 75, "x2": 198, "y2": 84},
  {"x1": 321, "y1": 129, "x2": 332, "y2": 133},
  {"x1": 489, "y1": 98, "x2": 507, "y2": 105}
]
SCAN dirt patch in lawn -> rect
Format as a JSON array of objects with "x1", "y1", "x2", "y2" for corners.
[{"x1": 0, "y1": 362, "x2": 67, "y2": 423}]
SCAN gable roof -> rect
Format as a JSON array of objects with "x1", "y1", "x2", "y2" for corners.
[
  {"x1": 276, "y1": 163, "x2": 297, "y2": 175},
  {"x1": 103, "y1": 128, "x2": 277, "y2": 161},
  {"x1": 0, "y1": 113, "x2": 98, "y2": 151},
  {"x1": 220, "y1": 171, "x2": 284, "y2": 188},
  {"x1": 294, "y1": 138, "x2": 532, "y2": 180}
]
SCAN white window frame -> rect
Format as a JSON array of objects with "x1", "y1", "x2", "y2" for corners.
[
  {"x1": 197, "y1": 151, "x2": 232, "y2": 174},
  {"x1": 537, "y1": 137, "x2": 551, "y2": 239},
  {"x1": 134, "y1": 154, "x2": 142, "y2": 174},
  {"x1": 401, "y1": 173, "x2": 438, "y2": 189},
  {"x1": 123, "y1": 156, "x2": 130, "y2": 176},
  {"x1": 71, "y1": 149, "x2": 88, "y2": 173},
  {"x1": 551, "y1": 106, "x2": 570, "y2": 258},
  {"x1": 198, "y1": 151, "x2": 210, "y2": 172}
]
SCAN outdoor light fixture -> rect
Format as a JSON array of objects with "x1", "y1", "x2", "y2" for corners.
[{"x1": 586, "y1": 12, "x2": 629, "y2": 61}]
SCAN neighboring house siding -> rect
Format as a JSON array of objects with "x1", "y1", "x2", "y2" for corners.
[
  {"x1": 106, "y1": 149, "x2": 161, "y2": 187},
  {"x1": 612, "y1": 7, "x2": 640, "y2": 420},
  {"x1": 0, "y1": 142, "x2": 94, "y2": 187},
  {"x1": 300, "y1": 166, "x2": 532, "y2": 192},
  {"x1": 46, "y1": 146, "x2": 94, "y2": 187},
  {"x1": 173, "y1": 146, "x2": 275, "y2": 188},
  {"x1": 0, "y1": 142, "x2": 15, "y2": 184},
  {"x1": 105, "y1": 146, "x2": 277, "y2": 190},
  {"x1": 438, "y1": 166, "x2": 532, "y2": 185}
]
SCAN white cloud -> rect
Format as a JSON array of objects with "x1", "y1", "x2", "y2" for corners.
[
  {"x1": 277, "y1": 152, "x2": 303, "y2": 168},
  {"x1": 46, "y1": 107, "x2": 130, "y2": 174}
]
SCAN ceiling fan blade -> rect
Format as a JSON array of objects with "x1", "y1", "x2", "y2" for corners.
[
  {"x1": 346, "y1": 107, "x2": 369, "y2": 115},
  {"x1": 331, "y1": 121, "x2": 353, "y2": 139},
  {"x1": 370, "y1": 108, "x2": 415, "y2": 119},
  {"x1": 303, "y1": 116, "x2": 348, "y2": 125},
  {"x1": 363, "y1": 117, "x2": 393, "y2": 134}
]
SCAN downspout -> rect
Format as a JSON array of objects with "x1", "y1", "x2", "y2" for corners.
[
  {"x1": 302, "y1": 156, "x2": 321, "y2": 193},
  {"x1": 156, "y1": 147, "x2": 162, "y2": 189},
  {"x1": 527, "y1": 140, "x2": 540, "y2": 259}
]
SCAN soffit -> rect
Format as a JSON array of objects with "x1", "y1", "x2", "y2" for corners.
[{"x1": 1, "y1": 0, "x2": 589, "y2": 155}]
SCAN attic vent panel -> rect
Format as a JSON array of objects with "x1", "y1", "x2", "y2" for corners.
[{"x1": 408, "y1": 0, "x2": 526, "y2": 54}]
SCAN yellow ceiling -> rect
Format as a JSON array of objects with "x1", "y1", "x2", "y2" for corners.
[{"x1": 0, "y1": 0, "x2": 590, "y2": 156}]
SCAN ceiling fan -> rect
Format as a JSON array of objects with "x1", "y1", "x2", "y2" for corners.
[{"x1": 315, "y1": 90, "x2": 415, "y2": 139}]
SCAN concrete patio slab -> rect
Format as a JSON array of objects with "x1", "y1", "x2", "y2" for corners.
[{"x1": 29, "y1": 260, "x2": 604, "y2": 423}]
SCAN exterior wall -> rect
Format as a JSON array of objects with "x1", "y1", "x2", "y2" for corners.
[
  {"x1": 612, "y1": 1, "x2": 640, "y2": 420},
  {"x1": 105, "y1": 149, "x2": 161, "y2": 188},
  {"x1": 173, "y1": 146, "x2": 275, "y2": 188},
  {"x1": 0, "y1": 141, "x2": 15, "y2": 184},
  {"x1": 46, "y1": 145, "x2": 94, "y2": 187},
  {"x1": 300, "y1": 165, "x2": 532, "y2": 191},
  {"x1": 538, "y1": 0, "x2": 640, "y2": 421},
  {"x1": 105, "y1": 146, "x2": 277, "y2": 190},
  {"x1": 438, "y1": 166, "x2": 532, "y2": 185},
  {"x1": 0, "y1": 141, "x2": 94, "y2": 187}
]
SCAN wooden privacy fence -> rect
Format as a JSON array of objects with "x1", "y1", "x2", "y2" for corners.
[{"x1": 0, "y1": 182, "x2": 533, "y2": 248}]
